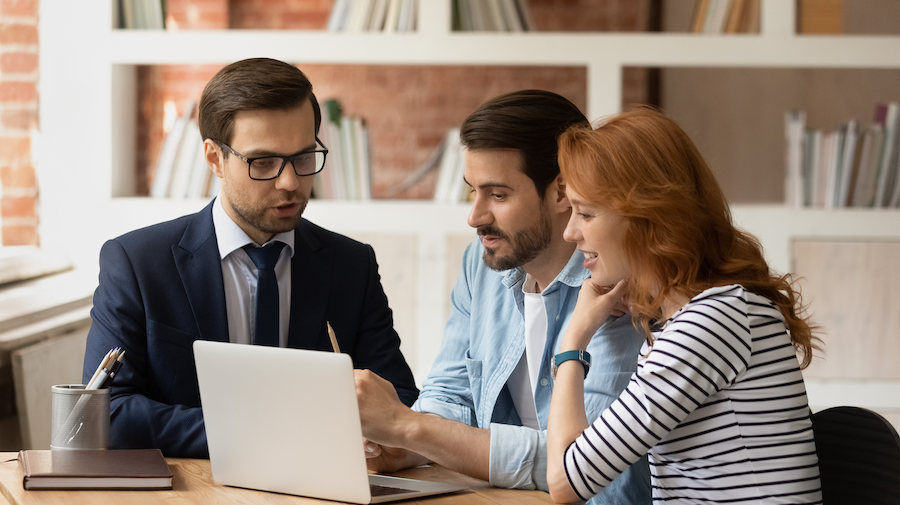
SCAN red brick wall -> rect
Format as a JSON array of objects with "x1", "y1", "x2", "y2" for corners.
[
  {"x1": 0, "y1": 0, "x2": 39, "y2": 245},
  {"x1": 139, "y1": 0, "x2": 652, "y2": 199}
]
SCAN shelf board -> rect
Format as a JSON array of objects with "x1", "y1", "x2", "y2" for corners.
[{"x1": 106, "y1": 31, "x2": 900, "y2": 69}]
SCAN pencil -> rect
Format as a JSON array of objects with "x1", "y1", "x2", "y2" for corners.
[
  {"x1": 86, "y1": 348, "x2": 115, "y2": 389},
  {"x1": 326, "y1": 321, "x2": 341, "y2": 353}
]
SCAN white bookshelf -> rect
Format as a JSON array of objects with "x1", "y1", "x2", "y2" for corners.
[{"x1": 38, "y1": 1, "x2": 900, "y2": 401}]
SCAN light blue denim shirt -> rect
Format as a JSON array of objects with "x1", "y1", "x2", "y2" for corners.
[{"x1": 414, "y1": 238, "x2": 651, "y2": 504}]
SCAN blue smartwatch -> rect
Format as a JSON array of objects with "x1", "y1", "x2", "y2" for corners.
[{"x1": 551, "y1": 350, "x2": 591, "y2": 379}]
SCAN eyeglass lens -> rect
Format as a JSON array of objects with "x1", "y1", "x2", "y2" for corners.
[{"x1": 249, "y1": 152, "x2": 326, "y2": 179}]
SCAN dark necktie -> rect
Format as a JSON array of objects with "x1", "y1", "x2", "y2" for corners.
[{"x1": 243, "y1": 242, "x2": 286, "y2": 347}]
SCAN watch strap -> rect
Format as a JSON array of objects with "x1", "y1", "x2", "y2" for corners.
[{"x1": 552, "y1": 350, "x2": 591, "y2": 379}]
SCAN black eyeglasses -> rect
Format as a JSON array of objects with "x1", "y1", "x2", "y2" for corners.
[{"x1": 216, "y1": 138, "x2": 329, "y2": 180}]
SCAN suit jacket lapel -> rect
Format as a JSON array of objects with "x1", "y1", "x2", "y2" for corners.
[
  {"x1": 287, "y1": 219, "x2": 333, "y2": 350},
  {"x1": 173, "y1": 201, "x2": 229, "y2": 343}
]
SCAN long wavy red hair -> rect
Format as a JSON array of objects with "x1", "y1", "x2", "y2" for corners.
[{"x1": 559, "y1": 107, "x2": 821, "y2": 368}]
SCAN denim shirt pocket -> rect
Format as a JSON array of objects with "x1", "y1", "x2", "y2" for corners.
[{"x1": 464, "y1": 348, "x2": 484, "y2": 424}]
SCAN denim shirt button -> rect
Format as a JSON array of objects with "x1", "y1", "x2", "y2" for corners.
[
  {"x1": 555, "y1": 314, "x2": 560, "y2": 321},
  {"x1": 540, "y1": 378, "x2": 549, "y2": 387}
]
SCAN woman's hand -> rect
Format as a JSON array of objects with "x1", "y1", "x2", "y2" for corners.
[{"x1": 562, "y1": 279, "x2": 628, "y2": 351}]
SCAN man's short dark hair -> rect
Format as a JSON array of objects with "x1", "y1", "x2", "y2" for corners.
[
  {"x1": 199, "y1": 58, "x2": 322, "y2": 146},
  {"x1": 460, "y1": 90, "x2": 589, "y2": 196}
]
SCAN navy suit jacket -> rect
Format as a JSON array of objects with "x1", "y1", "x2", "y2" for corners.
[{"x1": 83, "y1": 201, "x2": 418, "y2": 458}]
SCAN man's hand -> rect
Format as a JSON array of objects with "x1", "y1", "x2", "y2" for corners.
[
  {"x1": 354, "y1": 369, "x2": 414, "y2": 447},
  {"x1": 363, "y1": 442, "x2": 430, "y2": 473}
]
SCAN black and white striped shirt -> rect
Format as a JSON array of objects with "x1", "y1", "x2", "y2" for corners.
[{"x1": 564, "y1": 285, "x2": 822, "y2": 503}]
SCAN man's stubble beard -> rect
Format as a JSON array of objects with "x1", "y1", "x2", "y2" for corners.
[{"x1": 481, "y1": 204, "x2": 553, "y2": 272}]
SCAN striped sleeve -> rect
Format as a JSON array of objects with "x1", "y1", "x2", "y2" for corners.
[{"x1": 563, "y1": 286, "x2": 753, "y2": 499}]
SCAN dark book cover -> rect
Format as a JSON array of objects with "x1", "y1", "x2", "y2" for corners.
[{"x1": 19, "y1": 449, "x2": 173, "y2": 490}]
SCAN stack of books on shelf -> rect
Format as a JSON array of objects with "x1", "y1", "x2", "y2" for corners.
[
  {"x1": 327, "y1": 0, "x2": 418, "y2": 33},
  {"x1": 453, "y1": 0, "x2": 533, "y2": 32},
  {"x1": 313, "y1": 99, "x2": 373, "y2": 200},
  {"x1": 117, "y1": 0, "x2": 166, "y2": 29},
  {"x1": 690, "y1": 0, "x2": 759, "y2": 33},
  {"x1": 151, "y1": 101, "x2": 220, "y2": 200},
  {"x1": 785, "y1": 102, "x2": 900, "y2": 209}
]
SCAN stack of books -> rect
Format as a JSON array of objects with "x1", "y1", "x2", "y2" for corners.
[
  {"x1": 784, "y1": 102, "x2": 900, "y2": 209},
  {"x1": 327, "y1": 0, "x2": 418, "y2": 33},
  {"x1": 690, "y1": 0, "x2": 760, "y2": 34},
  {"x1": 118, "y1": 0, "x2": 165, "y2": 29},
  {"x1": 313, "y1": 99, "x2": 373, "y2": 200},
  {"x1": 453, "y1": 0, "x2": 533, "y2": 32},
  {"x1": 150, "y1": 101, "x2": 220, "y2": 200}
]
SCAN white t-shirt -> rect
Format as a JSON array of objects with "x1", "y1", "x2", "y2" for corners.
[{"x1": 507, "y1": 274, "x2": 548, "y2": 429}]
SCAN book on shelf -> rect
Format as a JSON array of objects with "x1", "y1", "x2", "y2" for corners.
[
  {"x1": 453, "y1": 0, "x2": 531, "y2": 32},
  {"x1": 784, "y1": 109, "x2": 806, "y2": 207},
  {"x1": 432, "y1": 128, "x2": 471, "y2": 203},
  {"x1": 150, "y1": 101, "x2": 218, "y2": 200},
  {"x1": 690, "y1": 0, "x2": 759, "y2": 33},
  {"x1": 874, "y1": 103, "x2": 899, "y2": 207},
  {"x1": 168, "y1": 120, "x2": 203, "y2": 199},
  {"x1": 312, "y1": 99, "x2": 372, "y2": 200},
  {"x1": 18, "y1": 449, "x2": 173, "y2": 490},
  {"x1": 383, "y1": 130, "x2": 448, "y2": 199},
  {"x1": 327, "y1": 0, "x2": 417, "y2": 33},
  {"x1": 787, "y1": 102, "x2": 900, "y2": 209},
  {"x1": 150, "y1": 100, "x2": 194, "y2": 198},
  {"x1": 118, "y1": 0, "x2": 165, "y2": 29},
  {"x1": 836, "y1": 119, "x2": 859, "y2": 207}
]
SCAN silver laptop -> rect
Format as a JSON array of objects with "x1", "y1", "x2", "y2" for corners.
[{"x1": 193, "y1": 340, "x2": 467, "y2": 504}]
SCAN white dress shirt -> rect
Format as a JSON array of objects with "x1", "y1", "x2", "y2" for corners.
[{"x1": 212, "y1": 196, "x2": 294, "y2": 347}]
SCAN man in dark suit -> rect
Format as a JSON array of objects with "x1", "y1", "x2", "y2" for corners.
[{"x1": 83, "y1": 58, "x2": 418, "y2": 458}]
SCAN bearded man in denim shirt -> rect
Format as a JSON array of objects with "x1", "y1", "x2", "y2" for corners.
[{"x1": 355, "y1": 90, "x2": 650, "y2": 504}]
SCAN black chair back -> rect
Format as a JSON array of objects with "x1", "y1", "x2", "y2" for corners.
[{"x1": 812, "y1": 406, "x2": 900, "y2": 504}]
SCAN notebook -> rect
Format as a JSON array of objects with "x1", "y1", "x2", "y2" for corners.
[
  {"x1": 18, "y1": 449, "x2": 172, "y2": 490},
  {"x1": 193, "y1": 340, "x2": 467, "y2": 504}
]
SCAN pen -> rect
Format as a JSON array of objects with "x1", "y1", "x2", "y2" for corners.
[
  {"x1": 326, "y1": 321, "x2": 341, "y2": 353},
  {"x1": 99, "y1": 351, "x2": 126, "y2": 389},
  {"x1": 54, "y1": 347, "x2": 126, "y2": 446}
]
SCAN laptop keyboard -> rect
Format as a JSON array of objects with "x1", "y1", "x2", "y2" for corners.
[{"x1": 370, "y1": 484, "x2": 417, "y2": 497}]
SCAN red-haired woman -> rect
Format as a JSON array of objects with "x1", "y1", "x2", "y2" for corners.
[{"x1": 546, "y1": 107, "x2": 823, "y2": 504}]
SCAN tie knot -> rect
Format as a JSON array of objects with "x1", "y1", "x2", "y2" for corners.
[{"x1": 243, "y1": 242, "x2": 286, "y2": 271}]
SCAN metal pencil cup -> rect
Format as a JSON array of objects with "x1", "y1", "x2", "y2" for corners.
[{"x1": 50, "y1": 384, "x2": 109, "y2": 450}]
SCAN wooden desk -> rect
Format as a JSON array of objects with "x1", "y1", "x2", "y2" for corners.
[{"x1": 0, "y1": 452, "x2": 552, "y2": 504}]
